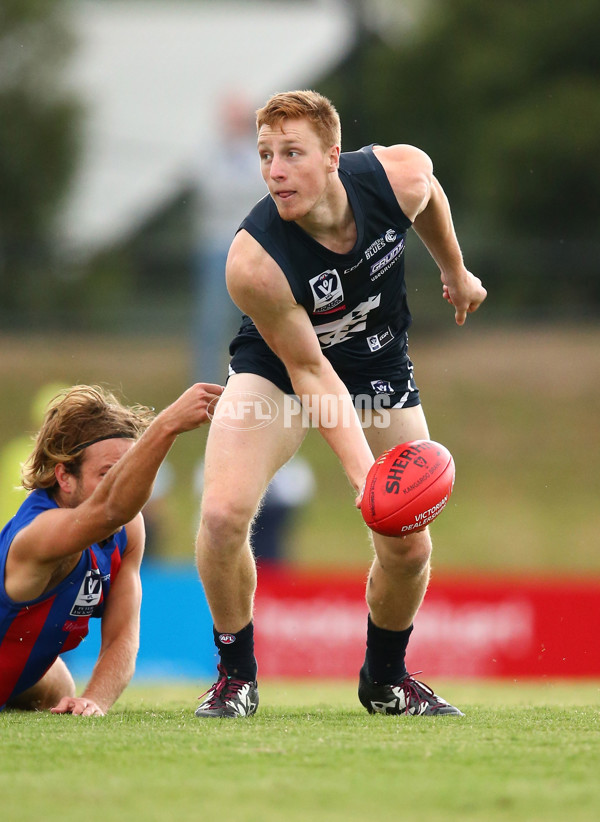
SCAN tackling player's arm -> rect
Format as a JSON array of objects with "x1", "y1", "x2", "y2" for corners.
[
  {"x1": 51, "y1": 514, "x2": 145, "y2": 717},
  {"x1": 227, "y1": 230, "x2": 373, "y2": 495},
  {"x1": 6, "y1": 383, "x2": 223, "y2": 600},
  {"x1": 374, "y1": 144, "x2": 487, "y2": 325}
]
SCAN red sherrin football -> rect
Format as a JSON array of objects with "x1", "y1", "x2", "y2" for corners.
[{"x1": 360, "y1": 440, "x2": 455, "y2": 537}]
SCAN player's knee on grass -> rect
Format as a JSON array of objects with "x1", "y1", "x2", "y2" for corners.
[{"x1": 8, "y1": 658, "x2": 75, "y2": 711}]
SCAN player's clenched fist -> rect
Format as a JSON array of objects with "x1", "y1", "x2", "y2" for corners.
[
  {"x1": 157, "y1": 383, "x2": 225, "y2": 434},
  {"x1": 441, "y1": 270, "x2": 487, "y2": 326}
]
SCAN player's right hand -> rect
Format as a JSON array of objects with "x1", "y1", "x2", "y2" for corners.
[{"x1": 160, "y1": 382, "x2": 225, "y2": 434}]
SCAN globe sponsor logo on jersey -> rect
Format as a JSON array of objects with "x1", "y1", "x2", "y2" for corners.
[{"x1": 309, "y1": 269, "x2": 345, "y2": 314}]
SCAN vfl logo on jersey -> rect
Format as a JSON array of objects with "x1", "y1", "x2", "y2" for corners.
[
  {"x1": 371, "y1": 379, "x2": 395, "y2": 394},
  {"x1": 70, "y1": 567, "x2": 103, "y2": 617},
  {"x1": 309, "y1": 269, "x2": 345, "y2": 314},
  {"x1": 316, "y1": 295, "x2": 381, "y2": 348},
  {"x1": 367, "y1": 327, "x2": 395, "y2": 352}
]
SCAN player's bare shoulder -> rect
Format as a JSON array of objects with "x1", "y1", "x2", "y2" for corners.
[
  {"x1": 373, "y1": 144, "x2": 433, "y2": 221},
  {"x1": 226, "y1": 229, "x2": 295, "y2": 317}
]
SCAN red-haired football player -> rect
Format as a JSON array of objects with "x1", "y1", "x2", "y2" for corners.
[{"x1": 194, "y1": 90, "x2": 486, "y2": 719}]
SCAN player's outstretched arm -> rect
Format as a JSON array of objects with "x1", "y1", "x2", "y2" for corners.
[
  {"x1": 83, "y1": 382, "x2": 225, "y2": 530},
  {"x1": 11, "y1": 382, "x2": 224, "y2": 565}
]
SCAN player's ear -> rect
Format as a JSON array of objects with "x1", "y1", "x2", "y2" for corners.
[
  {"x1": 55, "y1": 463, "x2": 75, "y2": 494},
  {"x1": 328, "y1": 144, "x2": 340, "y2": 172}
]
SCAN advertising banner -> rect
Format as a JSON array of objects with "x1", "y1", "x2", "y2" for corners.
[
  {"x1": 69, "y1": 563, "x2": 600, "y2": 681},
  {"x1": 253, "y1": 566, "x2": 600, "y2": 679}
]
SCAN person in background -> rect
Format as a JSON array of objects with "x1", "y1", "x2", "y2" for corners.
[
  {"x1": 192, "y1": 93, "x2": 265, "y2": 385},
  {"x1": 250, "y1": 456, "x2": 315, "y2": 564}
]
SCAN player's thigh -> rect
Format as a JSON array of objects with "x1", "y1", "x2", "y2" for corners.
[
  {"x1": 7, "y1": 656, "x2": 75, "y2": 711},
  {"x1": 360, "y1": 403, "x2": 430, "y2": 458},
  {"x1": 202, "y1": 373, "x2": 306, "y2": 514}
]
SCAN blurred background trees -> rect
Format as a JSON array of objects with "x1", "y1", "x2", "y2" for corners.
[
  {"x1": 1, "y1": 0, "x2": 598, "y2": 329},
  {"x1": 323, "y1": 0, "x2": 600, "y2": 318},
  {"x1": 0, "y1": 0, "x2": 82, "y2": 324}
]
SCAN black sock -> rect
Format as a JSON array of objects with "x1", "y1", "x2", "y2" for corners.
[
  {"x1": 365, "y1": 615, "x2": 413, "y2": 684},
  {"x1": 213, "y1": 622, "x2": 257, "y2": 681}
]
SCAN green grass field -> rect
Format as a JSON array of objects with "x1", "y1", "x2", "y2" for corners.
[
  {"x1": 2, "y1": 680, "x2": 599, "y2": 822},
  {"x1": 1, "y1": 325, "x2": 599, "y2": 821}
]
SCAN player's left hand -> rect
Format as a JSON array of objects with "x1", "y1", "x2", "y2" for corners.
[
  {"x1": 51, "y1": 696, "x2": 105, "y2": 716},
  {"x1": 441, "y1": 270, "x2": 487, "y2": 326}
]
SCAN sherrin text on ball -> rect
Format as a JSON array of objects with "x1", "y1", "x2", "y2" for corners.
[{"x1": 360, "y1": 440, "x2": 455, "y2": 537}]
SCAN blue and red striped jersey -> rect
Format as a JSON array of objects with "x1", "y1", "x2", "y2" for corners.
[{"x1": 0, "y1": 489, "x2": 128, "y2": 708}]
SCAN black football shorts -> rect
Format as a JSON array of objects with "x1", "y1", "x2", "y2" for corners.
[{"x1": 228, "y1": 325, "x2": 421, "y2": 410}]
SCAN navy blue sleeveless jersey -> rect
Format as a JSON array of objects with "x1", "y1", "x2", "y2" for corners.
[
  {"x1": 229, "y1": 144, "x2": 419, "y2": 404},
  {"x1": 0, "y1": 489, "x2": 128, "y2": 708}
]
